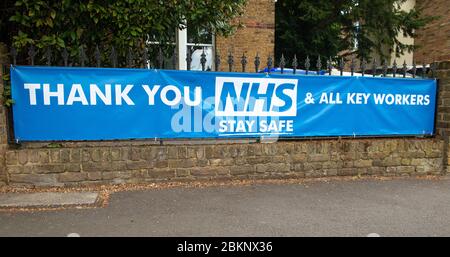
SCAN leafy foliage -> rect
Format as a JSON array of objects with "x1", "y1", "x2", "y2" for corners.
[
  {"x1": 1, "y1": 70, "x2": 13, "y2": 107},
  {"x1": 0, "y1": 0, "x2": 247, "y2": 65},
  {"x1": 275, "y1": 0, "x2": 435, "y2": 66}
]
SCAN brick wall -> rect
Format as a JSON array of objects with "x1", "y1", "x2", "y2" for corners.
[
  {"x1": 436, "y1": 61, "x2": 450, "y2": 137},
  {"x1": 414, "y1": 0, "x2": 450, "y2": 63},
  {"x1": 215, "y1": 0, "x2": 275, "y2": 72},
  {"x1": 3, "y1": 139, "x2": 445, "y2": 187},
  {"x1": 435, "y1": 61, "x2": 450, "y2": 171},
  {"x1": 0, "y1": 66, "x2": 8, "y2": 186}
]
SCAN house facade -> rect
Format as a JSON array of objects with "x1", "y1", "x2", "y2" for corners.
[
  {"x1": 173, "y1": 0, "x2": 275, "y2": 72},
  {"x1": 220, "y1": 0, "x2": 448, "y2": 71},
  {"x1": 215, "y1": 0, "x2": 275, "y2": 72},
  {"x1": 390, "y1": 0, "x2": 449, "y2": 65},
  {"x1": 414, "y1": 0, "x2": 450, "y2": 63}
]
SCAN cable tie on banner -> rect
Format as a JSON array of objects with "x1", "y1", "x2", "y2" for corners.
[{"x1": 353, "y1": 132, "x2": 356, "y2": 138}]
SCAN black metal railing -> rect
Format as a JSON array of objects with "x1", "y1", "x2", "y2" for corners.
[
  {"x1": 0, "y1": 44, "x2": 440, "y2": 145},
  {"x1": 7, "y1": 45, "x2": 437, "y2": 78}
]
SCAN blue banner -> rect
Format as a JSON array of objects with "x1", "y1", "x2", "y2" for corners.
[{"x1": 10, "y1": 65, "x2": 437, "y2": 141}]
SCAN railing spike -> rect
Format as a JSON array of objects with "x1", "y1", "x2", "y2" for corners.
[
  {"x1": 172, "y1": 47, "x2": 177, "y2": 70},
  {"x1": 339, "y1": 57, "x2": 344, "y2": 76},
  {"x1": 241, "y1": 52, "x2": 247, "y2": 72},
  {"x1": 402, "y1": 60, "x2": 407, "y2": 78},
  {"x1": 383, "y1": 58, "x2": 388, "y2": 77},
  {"x1": 127, "y1": 47, "x2": 134, "y2": 68},
  {"x1": 62, "y1": 48, "x2": 69, "y2": 67},
  {"x1": 316, "y1": 55, "x2": 321, "y2": 75},
  {"x1": 431, "y1": 61, "x2": 436, "y2": 78},
  {"x1": 215, "y1": 53, "x2": 221, "y2": 71},
  {"x1": 292, "y1": 54, "x2": 298, "y2": 75},
  {"x1": 280, "y1": 54, "x2": 285, "y2": 74},
  {"x1": 372, "y1": 59, "x2": 377, "y2": 77},
  {"x1": 254, "y1": 53, "x2": 260, "y2": 73},
  {"x1": 360, "y1": 58, "x2": 366, "y2": 77},
  {"x1": 267, "y1": 56, "x2": 273, "y2": 73},
  {"x1": 422, "y1": 60, "x2": 426, "y2": 78},
  {"x1": 227, "y1": 51, "x2": 234, "y2": 72},
  {"x1": 392, "y1": 59, "x2": 397, "y2": 78},
  {"x1": 95, "y1": 45, "x2": 101, "y2": 67},
  {"x1": 200, "y1": 47, "x2": 207, "y2": 71},
  {"x1": 305, "y1": 56, "x2": 310, "y2": 75},
  {"x1": 327, "y1": 57, "x2": 332, "y2": 75},
  {"x1": 45, "y1": 47, "x2": 52, "y2": 66},
  {"x1": 412, "y1": 60, "x2": 416, "y2": 78},
  {"x1": 28, "y1": 45, "x2": 36, "y2": 66},
  {"x1": 79, "y1": 46, "x2": 87, "y2": 67},
  {"x1": 157, "y1": 47, "x2": 163, "y2": 69},
  {"x1": 110, "y1": 46, "x2": 117, "y2": 68},
  {"x1": 142, "y1": 47, "x2": 148, "y2": 68},
  {"x1": 350, "y1": 57, "x2": 355, "y2": 76},
  {"x1": 186, "y1": 47, "x2": 192, "y2": 71}
]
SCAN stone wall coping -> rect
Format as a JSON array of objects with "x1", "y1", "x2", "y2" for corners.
[{"x1": 11, "y1": 136, "x2": 440, "y2": 149}]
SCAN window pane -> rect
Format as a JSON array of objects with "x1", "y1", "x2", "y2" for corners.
[{"x1": 189, "y1": 46, "x2": 213, "y2": 71}]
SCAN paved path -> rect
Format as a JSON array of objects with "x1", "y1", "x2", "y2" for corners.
[
  {"x1": 0, "y1": 192, "x2": 99, "y2": 208},
  {"x1": 1, "y1": 178, "x2": 450, "y2": 236}
]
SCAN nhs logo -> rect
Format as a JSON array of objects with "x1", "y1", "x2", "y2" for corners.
[{"x1": 215, "y1": 77, "x2": 298, "y2": 116}]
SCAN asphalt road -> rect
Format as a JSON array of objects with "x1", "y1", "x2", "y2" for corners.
[{"x1": 1, "y1": 177, "x2": 450, "y2": 236}]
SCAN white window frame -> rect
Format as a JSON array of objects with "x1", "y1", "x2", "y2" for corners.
[
  {"x1": 177, "y1": 26, "x2": 215, "y2": 70},
  {"x1": 146, "y1": 25, "x2": 215, "y2": 70}
]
